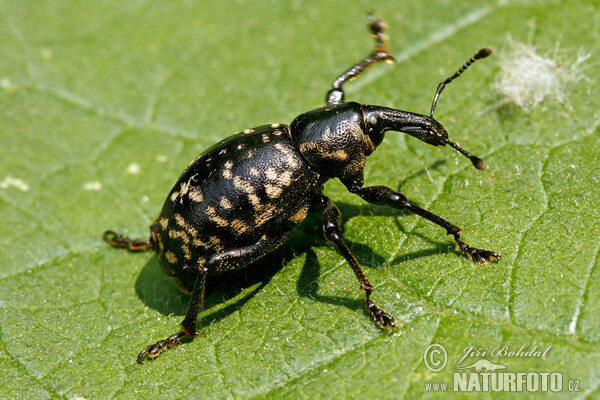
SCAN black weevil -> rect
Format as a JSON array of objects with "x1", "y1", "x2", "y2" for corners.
[{"x1": 105, "y1": 14, "x2": 499, "y2": 363}]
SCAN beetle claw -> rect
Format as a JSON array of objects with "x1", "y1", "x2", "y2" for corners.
[
  {"x1": 470, "y1": 248, "x2": 501, "y2": 265},
  {"x1": 366, "y1": 298, "x2": 396, "y2": 329},
  {"x1": 374, "y1": 311, "x2": 396, "y2": 328},
  {"x1": 460, "y1": 244, "x2": 500, "y2": 265}
]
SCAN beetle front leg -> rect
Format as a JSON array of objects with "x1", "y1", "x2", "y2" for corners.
[
  {"x1": 320, "y1": 196, "x2": 395, "y2": 328},
  {"x1": 137, "y1": 231, "x2": 291, "y2": 363},
  {"x1": 344, "y1": 184, "x2": 500, "y2": 264}
]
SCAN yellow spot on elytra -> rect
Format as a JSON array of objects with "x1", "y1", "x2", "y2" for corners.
[
  {"x1": 247, "y1": 194, "x2": 262, "y2": 211},
  {"x1": 265, "y1": 183, "x2": 283, "y2": 199},
  {"x1": 169, "y1": 229, "x2": 190, "y2": 244},
  {"x1": 237, "y1": 144, "x2": 245, "y2": 150},
  {"x1": 165, "y1": 251, "x2": 177, "y2": 264},
  {"x1": 278, "y1": 171, "x2": 293, "y2": 187},
  {"x1": 206, "y1": 206, "x2": 229, "y2": 227},
  {"x1": 265, "y1": 168, "x2": 292, "y2": 187},
  {"x1": 189, "y1": 189, "x2": 203, "y2": 203},
  {"x1": 231, "y1": 219, "x2": 250, "y2": 234},
  {"x1": 219, "y1": 149, "x2": 227, "y2": 155},
  {"x1": 182, "y1": 244, "x2": 191, "y2": 260},
  {"x1": 270, "y1": 123, "x2": 280, "y2": 128},
  {"x1": 233, "y1": 176, "x2": 255, "y2": 194},
  {"x1": 265, "y1": 168, "x2": 278, "y2": 180},
  {"x1": 171, "y1": 180, "x2": 192, "y2": 203},
  {"x1": 159, "y1": 217, "x2": 168, "y2": 230},
  {"x1": 243, "y1": 128, "x2": 255, "y2": 134},
  {"x1": 262, "y1": 134, "x2": 270, "y2": 143},
  {"x1": 193, "y1": 238, "x2": 209, "y2": 249},
  {"x1": 222, "y1": 160, "x2": 234, "y2": 179},
  {"x1": 274, "y1": 144, "x2": 298, "y2": 168},
  {"x1": 220, "y1": 197, "x2": 232, "y2": 209},
  {"x1": 249, "y1": 167, "x2": 259, "y2": 176},
  {"x1": 175, "y1": 214, "x2": 198, "y2": 238}
]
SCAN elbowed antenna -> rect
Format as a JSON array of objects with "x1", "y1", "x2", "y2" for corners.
[
  {"x1": 430, "y1": 48, "x2": 493, "y2": 170},
  {"x1": 430, "y1": 48, "x2": 492, "y2": 117}
]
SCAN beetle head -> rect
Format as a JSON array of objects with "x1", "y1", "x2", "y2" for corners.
[
  {"x1": 362, "y1": 105, "x2": 486, "y2": 170},
  {"x1": 362, "y1": 106, "x2": 448, "y2": 147}
]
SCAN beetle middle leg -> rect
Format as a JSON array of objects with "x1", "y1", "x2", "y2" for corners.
[
  {"x1": 344, "y1": 183, "x2": 500, "y2": 264},
  {"x1": 137, "y1": 230, "x2": 291, "y2": 363},
  {"x1": 326, "y1": 13, "x2": 395, "y2": 106},
  {"x1": 320, "y1": 195, "x2": 395, "y2": 328}
]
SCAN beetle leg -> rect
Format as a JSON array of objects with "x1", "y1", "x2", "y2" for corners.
[
  {"x1": 320, "y1": 195, "x2": 395, "y2": 328},
  {"x1": 136, "y1": 332, "x2": 187, "y2": 363},
  {"x1": 137, "y1": 263, "x2": 209, "y2": 364},
  {"x1": 103, "y1": 229, "x2": 155, "y2": 251},
  {"x1": 137, "y1": 231, "x2": 291, "y2": 363},
  {"x1": 344, "y1": 184, "x2": 500, "y2": 264},
  {"x1": 326, "y1": 13, "x2": 395, "y2": 106}
]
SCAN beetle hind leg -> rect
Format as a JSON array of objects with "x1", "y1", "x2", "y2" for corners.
[
  {"x1": 320, "y1": 195, "x2": 395, "y2": 328},
  {"x1": 326, "y1": 13, "x2": 395, "y2": 106},
  {"x1": 137, "y1": 231, "x2": 292, "y2": 363}
]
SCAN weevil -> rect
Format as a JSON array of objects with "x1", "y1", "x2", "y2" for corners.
[{"x1": 105, "y1": 14, "x2": 499, "y2": 363}]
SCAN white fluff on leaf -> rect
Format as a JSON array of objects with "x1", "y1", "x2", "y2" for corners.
[{"x1": 494, "y1": 38, "x2": 590, "y2": 113}]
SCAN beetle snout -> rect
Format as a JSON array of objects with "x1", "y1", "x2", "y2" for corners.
[
  {"x1": 402, "y1": 119, "x2": 448, "y2": 147},
  {"x1": 428, "y1": 120, "x2": 448, "y2": 146}
]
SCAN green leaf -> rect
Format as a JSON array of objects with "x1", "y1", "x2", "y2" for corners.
[{"x1": 1, "y1": 1, "x2": 599, "y2": 398}]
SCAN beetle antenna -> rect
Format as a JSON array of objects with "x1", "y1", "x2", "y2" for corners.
[
  {"x1": 430, "y1": 48, "x2": 492, "y2": 117},
  {"x1": 446, "y1": 140, "x2": 487, "y2": 170},
  {"x1": 430, "y1": 48, "x2": 492, "y2": 170}
]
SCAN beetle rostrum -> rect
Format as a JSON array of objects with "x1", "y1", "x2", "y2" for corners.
[{"x1": 105, "y1": 14, "x2": 500, "y2": 363}]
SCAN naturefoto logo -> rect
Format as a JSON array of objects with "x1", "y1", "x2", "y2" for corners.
[{"x1": 423, "y1": 343, "x2": 581, "y2": 393}]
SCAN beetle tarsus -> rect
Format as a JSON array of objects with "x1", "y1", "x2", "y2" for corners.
[
  {"x1": 137, "y1": 332, "x2": 187, "y2": 364},
  {"x1": 103, "y1": 230, "x2": 154, "y2": 251},
  {"x1": 455, "y1": 237, "x2": 500, "y2": 265},
  {"x1": 366, "y1": 293, "x2": 395, "y2": 328}
]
